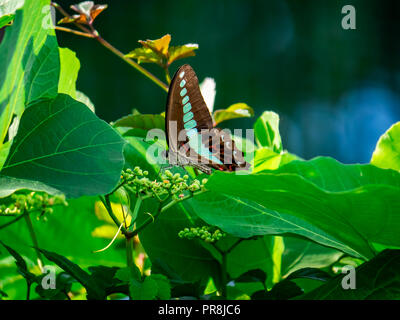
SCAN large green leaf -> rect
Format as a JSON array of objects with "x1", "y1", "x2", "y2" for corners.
[
  {"x1": 0, "y1": 0, "x2": 59, "y2": 145},
  {"x1": 0, "y1": 94, "x2": 125, "y2": 198},
  {"x1": 371, "y1": 122, "x2": 400, "y2": 171},
  {"x1": 204, "y1": 157, "x2": 400, "y2": 259},
  {"x1": 190, "y1": 193, "x2": 360, "y2": 258},
  {"x1": 0, "y1": 175, "x2": 61, "y2": 198},
  {"x1": 300, "y1": 249, "x2": 400, "y2": 299}
]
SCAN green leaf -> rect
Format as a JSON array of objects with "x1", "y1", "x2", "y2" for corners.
[
  {"x1": 126, "y1": 34, "x2": 198, "y2": 66},
  {"x1": 125, "y1": 47, "x2": 161, "y2": 64},
  {"x1": 1, "y1": 94, "x2": 125, "y2": 198},
  {"x1": 136, "y1": 183, "x2": 220, "y2": 283},
  {"x1": 252, "y1": 147, "x2": 300, "y2": 173},
  {"x1": 130, "y1": 276, "x2": 158, "y2": 300},
  {"x1": 150, "y1": 274, "x2": 171, "y2": 300},
  {"x1": 204, "y1": 157, "x2": 400, "y2": 259},
  {"x1": 213, "y1": 103, "x2": 254, "y2": 126},
  {"x1": 286, "y1": 268, "x2": 332, "y2": 282},
  {"x1": 281, "y1": 237, "x2": 342, "y2": 278},
  {"x1": 0, "y1": 175, "x2": 61, "y2": 198},
  {"x1": 0, "y1": 14, "x2": 14, "y2": 28},
  {"x1": 254, "y1": 111, "x2": 282, "y2": 152},
  {"x1": 190, "y1": 193, "x2": 360, "y2": 258},
  {"x1": 115, "y1": 266, "x2": 141, "y2": 283},
  {"x1": 114, "y1": 114, "x2": 165, "y2": 131},
  {"x1": 0, "y1": 0, "x2": 59, "y2": 145},
  {"x1": 58, "y1": 47, "x2": 80, "y2": 98},
  {"x1": 0, "y1": 240, "x2": 36, "y2": 283},
  {"x1": 300, "y1": 250, "x2": 400, "y2": 299},
  {"x1": 167, "y1": 44, "x2": 198, "y2": 65},
  {"x1": 371, "y1": 122, "x2": 400, "y2": 171},
  {"x1": 0, "y1": 196, "x2": 126, "y2": 299},
  {"x1": 226, "y1": 236, "x2": 284, "y2": 289},
  {"x1": 129, "y1": 274, "x2": 171, "y2": 300},
  {"x1": 1, "y1": 197, "x2": 125, "y2": 267},
  {"x1": 139, "y1": 34, "x2": 171, "y2": 57},
  {"x1": 235, "y1": 269, "x2": 267, "y2": 286},
  {"x1": 37, "y1": 248, "x2": 106, "y2": 300}
]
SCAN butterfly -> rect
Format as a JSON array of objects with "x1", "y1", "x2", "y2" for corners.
[{"x1": 164, "y1": 64, "x2": 250, "y2": 175}]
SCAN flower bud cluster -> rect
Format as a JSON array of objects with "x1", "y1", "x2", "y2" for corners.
[
  {"x1": 0, "y1": 192, "x2": 68, "y2": 220},
  {"x1": 121, "y1": 167, "x2": 208, "y2": 199},
  {"x1": 178, "y1": 226, "x2": 226, "y2": 243}
]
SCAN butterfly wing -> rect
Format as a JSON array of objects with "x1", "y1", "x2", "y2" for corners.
[
  {"x1": 165, "y1": 64, "x2": 213, "y2": 154},
  {"x1": 165, "y1": 64, "x2": 250, "y2": 172}
]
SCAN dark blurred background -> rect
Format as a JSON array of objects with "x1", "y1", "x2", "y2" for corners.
[{"x1": 54, "y1": 0, "x2": 400, "y2": 163}]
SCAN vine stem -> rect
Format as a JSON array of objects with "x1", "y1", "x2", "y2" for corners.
[
  {"x1": 221, "y1": 253, "x2": 228, "y2": 298},
  {"x1": 126, "y1": 236, "x2": 135, "y2": 276},
  {"x1": 99, "y1": 195, "x2": 129, "y2": 237},
  {"x1": 51, "y1": 2, "x2": 168, "y2": 92},
  {"x1": 24, "y1": 214, "x2": 44, "y2": 273}
]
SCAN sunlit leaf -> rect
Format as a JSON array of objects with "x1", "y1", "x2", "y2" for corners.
[
  {"x1": 371, "y1": 121, "x2": 400, "y2": 171},
  {"x1": 139, "y1": 34, "x2": 171, "y2": 57},
  {"x1": 254, "y1": 111, "x2": 282, "y2": 152},
  {"x1": 58, "y1": 47, "x2": 80, "y2": 98},
  {"x1": 0, "y1": 0, "x2": 59, "y2": 159},
  {"x1": 124, "y1": 47, "x2": 161, "y2": 65},
  {"x1": 167, "y1": 43, "x2": 198, "y2": 65},
  {"x1": 252, "y1": 147, "x2": 300, "y2": 173},
  {"x1": 0, "y1": 14, "x2": 14, "y2": 28},
  {"x1": 126, "y1": 34, "x2": 198, "y2": 67},
  {"x1": 213, "y1": 103, "x2": 254, "y2": 126}
]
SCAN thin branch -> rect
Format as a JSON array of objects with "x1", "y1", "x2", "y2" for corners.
[
  {"x1": 54, "y1": 26, "x2": 95, "y2": 38},
  {"x1": 51, "y1": 2, "x2": 168, "y2": 92},
  {"x1": 0, "y1": 212, "x2": 27, "y2": 230}
]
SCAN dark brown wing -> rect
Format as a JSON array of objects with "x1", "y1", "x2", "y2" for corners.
[
  {"x1": 165, "y1": 64, "x2": 213, "y2": 153},
  {"x1": 202, "y1": 128, "x2": 250, "y2": 172}
]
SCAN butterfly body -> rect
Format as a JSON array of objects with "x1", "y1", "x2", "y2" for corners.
[{"x1": 165, "y1": 64, "x2": 249, "y2": 174}]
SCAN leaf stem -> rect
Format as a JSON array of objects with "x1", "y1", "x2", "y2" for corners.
[
  {"x1": 99, "y1": 195, "x2": 129, "y2": 236},
  {"x1": 0, "y1": 212, "x2": 27, "y2": 230},
  {"x1": 126, "y1": 236, "x2": 135, "y2": 275},
  {"x1": 220, "y1": 252, "x2": 228, "y2": 298},
  {"x1": 24, "y1": 214, "x2": 44, "y2": 273},
  {"x1": 26, "y1": 282, "x2": 31, "y2": 300},
  {"x1": 163, "y1": 65, "x2": 171, "y2": 84}
]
